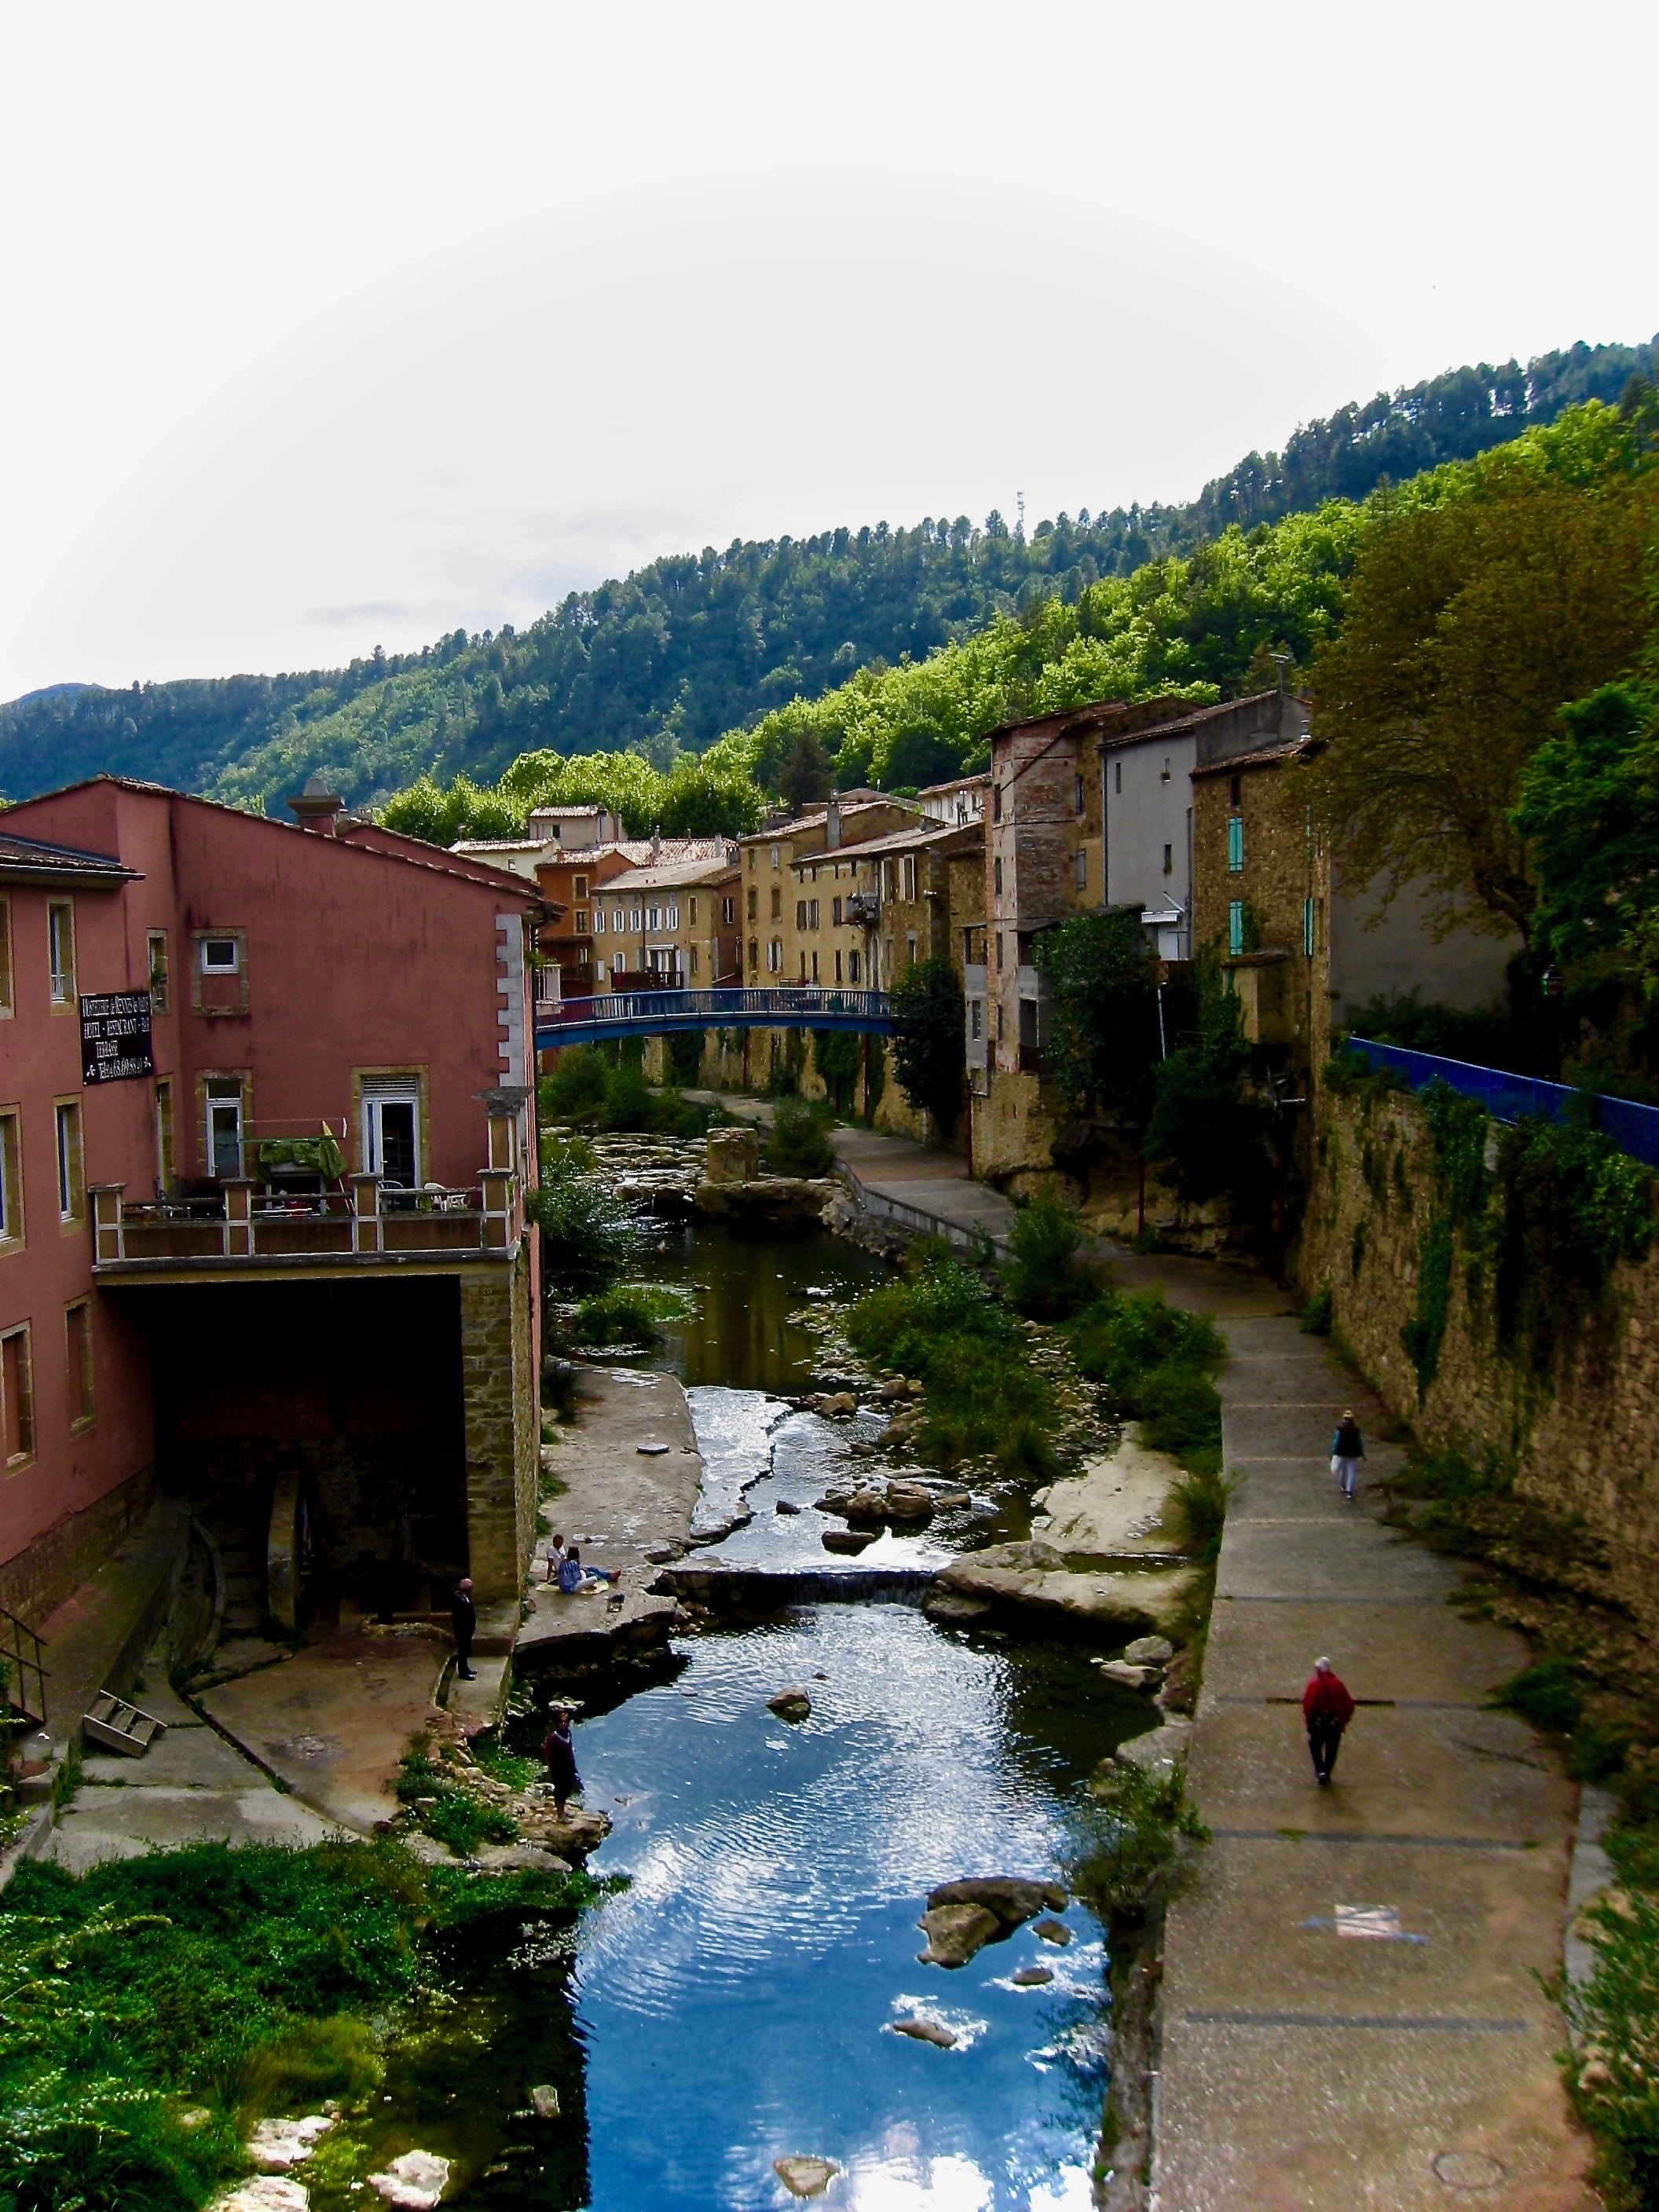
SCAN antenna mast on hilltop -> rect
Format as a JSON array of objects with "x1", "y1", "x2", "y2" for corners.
[{"x1": 1016, "y1": 490, "x2": 1025, "y2": 539}]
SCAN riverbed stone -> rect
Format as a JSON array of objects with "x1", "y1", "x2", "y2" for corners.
[
  {"x1": 1033, "y1": 1917, "x2": 1073, "y2": 1946},
  {"x1": 822, "y1": 1528, "x2": 878, "y2": 1555},
  {"x1": 891, "y1": 2015, "x2": 959, "y2": 2046},
  {"x1": 923, "y1": 1591, "x2": 993, "y2": 1625},
  {"x1": 1123, "y1": 1635, "x2": 1174, "y2": 1665},
  {"x1": 1095, "y1": 1659, "x2": 1160, "y2": 1692},
  {"x1": 927, "y1": 1875, "x2": 1057, "y2": 1927},
  {"x1": 773, "y1": 2155, "x2": 839, "y2": 2197},
  {"x1": 212, "y1": 2181, "x2": 310, "y2": 2212},
  {"x1": 767, "y1": 1687, "x2": 812, "y2": 1721},
  {"x1": 368, "y1": 2150, "x2": 450, "y2": 2208},
  {"x1": 248, "y1": 2114, "x2": 335, "y2": 2171},
  {"x1": 936, "y1": 1546, "x2": 1199, "y2": 1637},
  {"x1": 917, "y1": 1900, "x2": 1004, "y2": 1966},
  {"x1": 1012, "y1": 1965, "x2": 1055, "y2": 1986},
  {"x1": 1113, "y1": 1718, "x2": 1192, "y2": 1781}
]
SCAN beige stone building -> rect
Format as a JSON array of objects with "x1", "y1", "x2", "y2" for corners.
[
  {"x1": 738, "y1": 795, "x2": 921, "y2": 986},
  {"x1": 589, "y1": 844, "x2": 742, "y2": 987}
]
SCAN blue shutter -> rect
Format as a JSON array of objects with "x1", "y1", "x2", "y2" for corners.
[
  {"x1": 1303, "y1": 896, "x2": 1316, "y2": 957},
  {"x1": 1229, "y1": 901, "x2": 1244, "y2": 958},
  {"x1": 1227, "y1": 815, "x2": 1244, "y2": 873}
]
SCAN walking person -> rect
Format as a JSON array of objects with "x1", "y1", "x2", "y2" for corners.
[
  {"x1": 1302, "y1": 1656, "x2": 1356, "y2": 1785},
  {"x1": 1331, "y1": 1408, "x2": 1365, "y2": 1501},
  {"x1": 451, "y1": 1575, "x2": 478, "y2": 1681},
  {"x1": 542, "y1": 1705, "x2": 581, "y2": 1816}
]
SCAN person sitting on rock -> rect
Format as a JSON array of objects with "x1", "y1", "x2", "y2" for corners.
[
  {"x1": 557, "y1": 1545, "x2": 620, "y2": 1595},
  {"x1": 542, "y1": 1705, "x2": 581, "y2": 1815}
]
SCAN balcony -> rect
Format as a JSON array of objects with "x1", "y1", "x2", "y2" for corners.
[{"x1": 90, "y1": 1170, "x2": 524, "y2": 1277}]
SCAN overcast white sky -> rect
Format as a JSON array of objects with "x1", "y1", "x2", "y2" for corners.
[{"x1": 1, "y1": 1, "x2": 1654, "y2": 703}]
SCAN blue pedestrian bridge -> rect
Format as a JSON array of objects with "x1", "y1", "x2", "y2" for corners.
[{"x1": 537, "y1": 985, "x2": 897, "y2": 1050}]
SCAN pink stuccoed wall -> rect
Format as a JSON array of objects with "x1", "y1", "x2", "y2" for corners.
[{"x1": 0, "y1": 779, "x2": 540, "y2": 1608}]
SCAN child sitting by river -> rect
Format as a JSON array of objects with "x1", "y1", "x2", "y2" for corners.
[{"x1": 556, "y1": 1544, "x2": 621, "y2": 1595}]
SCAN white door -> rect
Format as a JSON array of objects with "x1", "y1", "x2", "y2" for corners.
[{"x1": 362, "y1": 1085, "x2": 420, "y2": 1188}]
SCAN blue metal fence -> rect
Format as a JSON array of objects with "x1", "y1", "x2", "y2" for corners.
[
  {"x1": 1346, "y1": 1038, "x2": 1659, "y2": 1170},
  {"x1": 537, "y1": 985, "x2": 896, "y2": 1050}
]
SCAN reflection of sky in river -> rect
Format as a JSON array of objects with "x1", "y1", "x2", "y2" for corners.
[{"x1": 572, "y1": 1606, "x2": 1108, "y2": 2210}]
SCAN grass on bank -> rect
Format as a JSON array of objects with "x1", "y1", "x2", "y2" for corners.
[
  {"x1": 1064, "y1": 1289, "x2": 1226, "y2": 1477},
  {"x1": 761, "y1": 1095, "x2": 837, "y2": 1177},
  {"x1": 570, "y1": 1282, "x2": 694, "y2": 1347},
  {"x1": 844, "y1": 1247, "x2": 1060, "y2": 1477},
  {"x1": 539, "y1": 1045, "x2": 723, "y2": 1138},
  {"x1": 0, "y1": 1839, "x2": 607, "y2": 2212},
  {"x1": 1562, "y1": 1822, "x2": 1659, "y2": 2210}
]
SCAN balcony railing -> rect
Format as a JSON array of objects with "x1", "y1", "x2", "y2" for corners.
[{"x1": 91, "y1": 1170, "x2": 523, "y2": 1269}]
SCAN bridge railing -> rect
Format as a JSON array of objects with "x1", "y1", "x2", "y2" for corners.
[
  {"x1": 540, "y1": 986, "x2": 893, "y2": 1030},
  {"x1": 1345, "y1": 1038, "x2": 1659, "y2": 1170}
]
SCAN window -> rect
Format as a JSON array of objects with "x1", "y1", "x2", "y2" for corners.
[
  {"x1": 796, "y1": 900, "x2": 808, "y2": 932},
  {"x1": 362, "y1": 1082, "x2": 419, "y2": 1187},
  {"x1": 593, "y1": 909, "x2": 606, "y2": 935},
  {"x1": 969, "y1": 999, "x2": 983, "y2": 1041},
  {"x1": 1161, "y1": 756, "x2": 1171, "y2": 782},
  {"x1": 630, "y1": 908, "x2": 643, "y2": 932},
  {"x1": 147, "y1": 929, "x2": 170, "y2": 1013},
  {"x1": 1229, "y1": 901, "x2": 1245, "y2": 958},
  {"x1": 647, "y1": 906, "x2": 661, "y2": 932},
  {"x1": 200, "y1": 936, "x2": 240, "y2": 975},
  {"x1": 1075, "y1": 851, "x2": 1087, "y2": 890},
  {"x1": 770, "y1": 845, "x2": 780, "y2": 870},
  {"x1": 834, "y1": 950, "x2": 842, "y2": 983},
  {"x1": 992, "y1": 784, "x2": 1002, "y2": 823},
  {"x1": 832, "y1": 897, "x2": 842, "y2": 927},
  {"x1": 0, "y1": 897, "x2": 13, "y2": 1015},
  {"x1": 770, "y1": 888, "x2": 782, "y2": 921},
  {"x1": 747, "y1": 888, "x2": 757, "y2": 921},
  {"x1": 65, "y1": 1300, "x2": 94, "y2": 1430},
  {"x1": 573, "y1": 874, "x2": 589, "y2": 901},
  {"x1": 848, "y1": 950, "x2": 861, "y2": 983},
  {"x1": 799, "y1": 950, "x2": 808, "y2": 981},
  {"x1": 1229, "y1": 775, "x2": 1242, "y2": 808},
  {"x1": 206, "y1": 1079, "x2": 244, "y2": 1180},
  {"x1": 667, "y1": 904, "x2": 679, "y2": 930},
  {"x1": 612, "y1": 953, "x2": 625, "y2": 977},
  {"x1": 1304, "y1": 895, "x2": 1317, "y2": 958},
  {"x1": 808, "y1": 899, "x2": 820, "y2": 930},
  {"x1": 1114, "y1": 760, "x2": 1122, "y2": 795},
  {"x1": 901, "y1": 855, "x2": 917, "y2": 903},
  {"x1": 723, "y1": 897, "x2": 736, "y2": 926},
  {"x1": 1075, "y1": 775, "x2": 1085, "y2": 815},
  {"x1": 575, "y1": 910, "x2": 590, "y2": 936},
  {"x1": 906, "y1": 933, "x2": 917, "y2": 969},
  {"x1": 0, "y1": 1108, "x2": 21, "y2": 1247},
  {"x1": 1227, "y1": 815, "x2": 1245, "y2": 873},
  {"x1": 688, "y1": 897, "x2": 698, "y2": 925},
  {"x1": 156, "y1": 1079, "x2": 175, "y2": 1194},
  {"x1": 48, "y1": 900, "x2": 75, "y2": 1004},
  {"x1": 1163, "y1": 844, "x2": 1174, "y2": 876},
  {"x1": 55, "y1": 1101, "x2": 83, "y2": 1224},
  {"x1": 994, "y1": 858, "x2": 1003, "y2": 895},
  {"x1": 749, "y1": 939, "x2": 759, "y2": 973},
  {"x1": 995, "y1": 932, "x2": 1003, "y2": 971},
  {"x1": 1, "y1": 1324, "x2": 35, "y2": 1467},
  {"x1": 767, "y1": 939, "x2": 782, "y2": 973},
  {"x1": 747, "y1": 848, "x2": 756, "y2": 873},
  {"x1": 689, "y1": 944, "x2": 700, "y2": 978}
]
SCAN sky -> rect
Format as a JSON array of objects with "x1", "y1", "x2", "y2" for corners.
[{"x1": 1, "y1": 0, "x2": 1654, "y2": 704}]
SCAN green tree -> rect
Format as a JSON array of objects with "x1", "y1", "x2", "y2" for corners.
[
  {"x1": 1036, "y1": 908, "x2": 1159, "y2": 1122},
  {"x1": 1144, "y1": 969, "x2": 1269, "y2": 1212},
  {"x1": 1304, "y1": 441, "x2": 1657, "y2": 944},
  {"x1": 888, "y1": 956, "x2": 965, "y2": 1133},
  {"x1": 812, "y1": 1028, "x2": 861, "y2": 1115},
  {"x1": 778, "y1": 730, "x2": 834, "y2": 815}
]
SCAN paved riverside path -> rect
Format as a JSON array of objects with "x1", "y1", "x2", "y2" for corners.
[{"x1": 1141, "y1": 1284, "x2": 1592, "y2": 2211}]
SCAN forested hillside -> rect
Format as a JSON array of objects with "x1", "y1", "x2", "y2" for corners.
[{"x1": 2, "y1": 335, "x2": 1652, "y2": 812}]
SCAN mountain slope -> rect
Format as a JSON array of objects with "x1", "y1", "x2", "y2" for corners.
[{"x1": 2, "y1": 335, "x2": 1652, "y2": 811}]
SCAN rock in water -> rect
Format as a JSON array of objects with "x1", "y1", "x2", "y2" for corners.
[
  {"x1": 882, "y1": 1481, "x2": 936, "y2": 1521},
  {"x1": 917, "y1": 1901, "x2": 1003, "y2": 1966},
  {"x1": 890, "y1": 2016, "x2": 959, "y2": 2047},
  {"x1": 773, "y1": 2155, "x2": 840, "y2": 2197},
  {"x1": 529, "y1": 2085, "x2": 561, "y2": 2119},
  {"x1": 368, "y1": 2150, "x2": 451, "y2": 2208},
  {"x1": 767, "y1": 1688, "x2": 812, "y2": 1721},
  {"x1": 923, "y1": 1591, "x2": 993, "y2": 1625},
  {"x1": 1012, "y1": 1965, "x2": 1055, "y2": 1986},
  {"x1": 1033, "y1": 1917, "x2": 1073, "y2": 1946},
  {"x1": 211, "y1": 2182, "x2": 311, "y2": 2212},
  {"x1": 1094, "y1": 1659, "x2": 1159, "y2": 1692},
  {"x1": 925, "y1": 1876, "x2": 1049, "y2": 1928},
  {"x1": 1124, "y1": 1634, "x2": 1175, "y2": 1665},
  {"x1": 822, "y1": 1528, "x2": 878, "y2": 1555},
  {"x1": 248, "y1": 2114, "x2": 335, "y2": 2171}
]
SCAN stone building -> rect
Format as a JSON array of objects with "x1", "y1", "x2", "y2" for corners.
[
  {"x1": 586, "y1": 845, "x2": 742, "y2": 987},
  {"x1": 738, "y1": 796, "x2": 921, "y2": 987},
  {"x1": 533, "y1": 837, "x2": 735, "y2": 1000}
]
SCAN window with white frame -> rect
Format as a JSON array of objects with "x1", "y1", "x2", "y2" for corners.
[
  {"x1": 666, "y1": 904, "x2": 679, "y2": 929},
  {"x1": 1, "y1": 1323, "x2": 34, "y2": 1467},
  {"x1": 0, "y1": 1108, "x2": 20, "y2": 1245},
  {"x1": 201, "y1": 936, "x2": 240, "y2": 974},
  {"x1": 593, "y1": 909, "x2": 606, "y2": 934},
  {"x1": 48, "y1": 900, "x2": 75, "y2": 1004},
  {"x1": 206, "y1": 1079, "x2": 244, "y2": 1180},
  {"x1": 361, "y1": 1081, "x2": 419, "y2": 1188},
  {"x1": 767, "y1": 939, "x2": 782, "y2": 972},
  {"x1": 55, "y1": 1100, "x2": 83, "y2": 1222}
]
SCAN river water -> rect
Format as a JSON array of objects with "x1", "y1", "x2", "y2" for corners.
[{"x1": 310, "y1": 1222, "x2": 1147, "y2": 2210}]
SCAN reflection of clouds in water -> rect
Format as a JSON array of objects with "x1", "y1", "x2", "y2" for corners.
[{"x1": 836, "y1": 2151, "x2": 1093, "y2": 2210}]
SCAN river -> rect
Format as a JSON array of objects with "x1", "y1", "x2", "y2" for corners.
[{"x1": 311, "y1": 1221, "x2": 1148, "y2": 2210}]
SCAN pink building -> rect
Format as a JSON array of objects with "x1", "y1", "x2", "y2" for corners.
[{"x1": 0, "y1": 777, "x2": 544, "y2": 1632}]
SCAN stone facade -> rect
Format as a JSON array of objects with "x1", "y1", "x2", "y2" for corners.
[
  {"x1": 1302, "y1": 1082, "x2": 1659, "y2": 1642},
  {"x1": 1191, "y1": 737, "x2": 1324, "y2": 1065},
  {"x1": 460, "y1": 1248, "x2": 538, "y2": 1605}
]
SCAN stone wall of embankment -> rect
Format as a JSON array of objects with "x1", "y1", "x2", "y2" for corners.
[{"x1": 1298, "y1": 1079, "x2": 1659, "y2": 1640}]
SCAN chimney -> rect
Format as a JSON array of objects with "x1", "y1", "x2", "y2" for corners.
[
  {"x1": 287, "y1": 775, "x2": 345, "y2": 834},
  {"x1": 826, "y1": 793, "x2": 842, "y2": 851}
]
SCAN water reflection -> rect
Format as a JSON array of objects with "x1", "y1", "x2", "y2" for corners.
[{"x1": 640, "y1": 1221, "x2": 888, "y2": 1393}]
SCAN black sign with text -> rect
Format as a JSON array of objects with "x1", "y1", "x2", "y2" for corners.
[{"x1": 80, "y1": 991, "x2": 156, "y2": 1084}]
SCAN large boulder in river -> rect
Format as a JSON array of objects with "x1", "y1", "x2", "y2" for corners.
[
  {"x1": 767, "y1": 1687, "x2": 812, "y2": 1721},
  {"x1": 928, "y1": 1876, "x2": 1067, "y2": 1925},
  {"x1": 774, "y1": 2155, "x2": 840, "y2": 2197},
  {"x1": 882, "y1": 1481, "x2": 936, "y2": 1522},
  {"x1": 917, "y1": 1901, "x2": 1004, "y2": 1967},
  {"x1": 935, "y1": 1544, "x2": 1199, "y2": 1638}
]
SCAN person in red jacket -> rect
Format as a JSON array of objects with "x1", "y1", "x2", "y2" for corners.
[{"x1": 1302, "y1": 1657, "x2": 1356, "y2": 1785}]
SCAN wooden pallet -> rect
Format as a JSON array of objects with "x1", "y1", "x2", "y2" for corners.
[{"x1": 83, "y1": 1690, "x2": 168, "y2": 1757}]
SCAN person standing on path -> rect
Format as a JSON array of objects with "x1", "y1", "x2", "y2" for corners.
[
  {"x1": 1331, "y1": 1408, "x2": 1364, "y2": 1500},
  {"x1": 452, "y1": 1576, "x2": 478, "y2": 1681},
  {"x1": 543, "y1": 1705, "x2": 581, "y2": 1815},
  {"x1": 1303, "y1": 1657, "x2": 1356, "y2": 1785}
]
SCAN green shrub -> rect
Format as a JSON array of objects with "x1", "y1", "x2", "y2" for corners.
[
  {"x1": 1166, "y1": 1465, "x2": 1232, "y2": 1565},
  {"x1": 1137, "y1": 1366, "x2": 1223, "y2": 1474},
  {"x1": 666, "y1": 1028, "x2": 706, "y2": 1086},
  {"x1": 1495, "y1": 1656, "x2": 1585, "y2": 1733},
  {"x1": 1560, "y1": 1825, "x2": 1659, "y2": 2209},
  {"x1": 529, "y1": 1155, "x2": 638, "y2": 1297},
  {"x1": 1299, "y1": 1284, "x2": 1334, "y2": 1335},
  {"x1": 1069, "y1": 1761, "x2": 1207, "y2": 1927},
  {"x1": 599, "y1": 1060, "x2": 654, "y2": 1131},
  {"x1": 539, "y1": 1044, "x2": 616, "y2": 1125},
  {"x1": 888, "y1": 956, "x2": 965, "y2": 1130},
  {"x1": 763, "y1": 1096, "x2": 836, "y2": 1177},
  {"x1": 574, "y1": 1284, "x2": 690, "y2": 1346},
  {"x1": 1064, "y1": 1291, "x2": 1222, "y2": 1399},
  {"x1": 396, "y1": 1751, "x2": 518, "y2": 1854},
  {"x1": 1002, "y1": 1193, "x2": 1090, "y2": 1319}
]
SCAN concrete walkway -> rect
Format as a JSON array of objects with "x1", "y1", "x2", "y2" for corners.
[
  {"x1": 830, "y1": 1123, "x2": 1016, "y2": 1249},
  {"x1": 1145, "y1": 1291, "x2": 1591, "y2": 2211}
]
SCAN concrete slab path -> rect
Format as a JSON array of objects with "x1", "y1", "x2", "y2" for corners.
[{"x1": 1144, "y1": 1295, "x2": 1592, "y2": 2211}]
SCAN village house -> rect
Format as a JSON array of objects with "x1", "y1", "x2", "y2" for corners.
[
  {"x1": 738, "y1": 795, "x2": 920, "y2": 986},
  {"x1": 917, "y1": 771, "x2": 988, "y2": 828},
  {"x1": 589, "y1": 844, "x2": 742, "y2": 987},
  {"x1": 0, "y1": 776, "x2": 546, "y2": 1650},
  {"x1": 451, "y1": 802, "x2": 625, "y2": 883}
]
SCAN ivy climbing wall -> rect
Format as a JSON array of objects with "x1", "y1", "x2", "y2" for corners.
[{"x1": 1298, "y1": 1071, "x2": 1659, "y2": 1639}]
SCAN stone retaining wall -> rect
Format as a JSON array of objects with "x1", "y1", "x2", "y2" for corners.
[{"x1": 1299, "y1": 1081, "x2": 1659, "y2": 1638}]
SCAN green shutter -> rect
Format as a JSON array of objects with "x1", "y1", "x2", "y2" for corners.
[
  {"x1": 1303, "y1": 896, "x2": 1316, "y2": 957},
  {"x1": 1229, "y1": 901, "x2": 1244, "y2": 957},
  {"x1": 1227, "y1": 815, "x2": 1244, "y2": 873}
]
